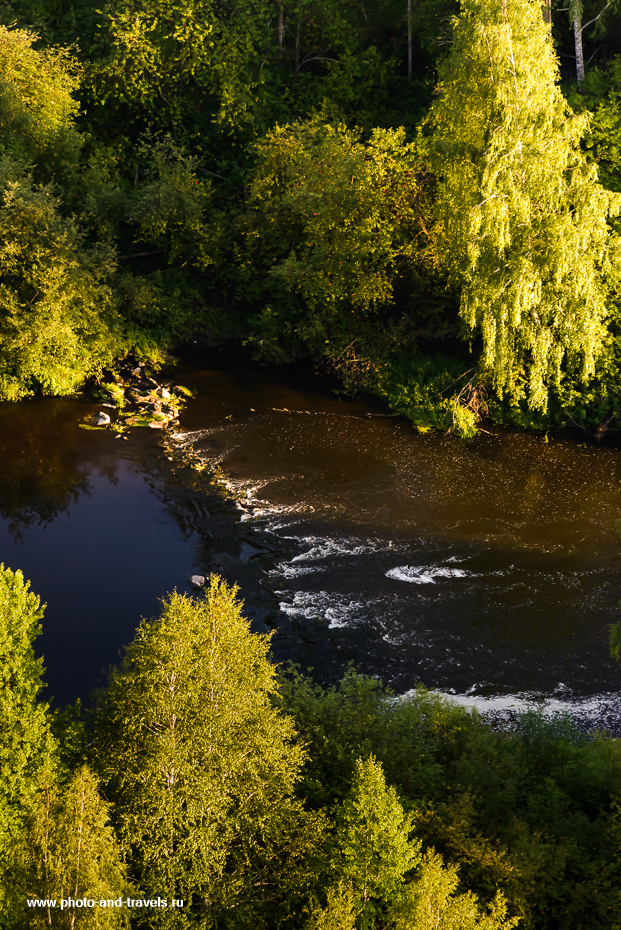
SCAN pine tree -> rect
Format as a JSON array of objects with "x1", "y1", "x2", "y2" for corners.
[
  {"x1": 0, "y1": 564, "x2": 55, "y2": 923},
  {"x1": 91, "y1": 578, "x2": 319, "y2": 928},
  {"x1": 428, "y1": 0, "x2": 620, "y2": 411},
  {"x1": 25, "y1": 765, "x2": 129, "y2": 930}
]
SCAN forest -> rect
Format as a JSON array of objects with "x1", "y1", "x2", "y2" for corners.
[
  {"x1": 1, "y1": 565, "x2": 620, "y2": 930},
  {"x1": 1, "y1": 0, "x2": 621, "y2": 433}
]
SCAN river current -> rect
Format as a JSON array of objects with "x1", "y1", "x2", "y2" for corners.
[{"x1": 1, "y1": 349, "x2": 620, "y2": 726}]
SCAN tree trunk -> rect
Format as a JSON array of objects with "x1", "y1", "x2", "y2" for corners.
[
  {"x1": 277, "y1": 2, "x2": 284, "y2": 54},
  {"x1": 573, "y1": 8, "x2": 585, "y2": 87},
  {"x1": 407, "y1": 0, "x2": 412, "y2": 81},
  {"x1": 542, "y1": 0, "x2": 551, "y2": 23}
]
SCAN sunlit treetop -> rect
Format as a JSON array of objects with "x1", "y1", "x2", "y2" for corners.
[
  {"x1": 428, "y1": 0, "x2": 621, "y2": 411},
  {"x1": 0, "y1": 26, "x2": 81, "y2": 170}
]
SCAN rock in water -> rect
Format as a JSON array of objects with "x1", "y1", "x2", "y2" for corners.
[
  {"x1": 190, "y1": 575, "x2": 206, "y2": 588},
  {"x1": 94, "y1": 412, "x2": 111, "y2": 425}
]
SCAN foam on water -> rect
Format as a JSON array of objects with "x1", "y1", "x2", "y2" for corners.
[
  {"x1": 279, "y1": 589, "x2": 379, "y2": 629},
  {"x1": 171, "y1": 403, "x2": 621, "y2": 710},
  {"x1": 287, "y1": 535, "x2": 388, "y2": 562},
  {"x1": 429, "y1": 689, "x2": 621, "y2": 734},
  {"x1": 386, "y1": 564, "x2": 471, "y2": 584}
]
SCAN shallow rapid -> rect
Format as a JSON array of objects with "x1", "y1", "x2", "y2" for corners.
[
  {"x1": 1, "y1": 349, "x2": 620, "y2": 723},
  {"x1": 176, "y1": 353, "x2": 621, "y2": 715}
]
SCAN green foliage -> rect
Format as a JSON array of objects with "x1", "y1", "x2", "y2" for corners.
[
  {"x1": 279, "y1": 668, "x2": 621, "y2": 929},
  {"x1": 331, "y1": 756, "x2": 421, "y2": 928},
  {"x1": 4, "y1": 569, "x2": 621, "y2": 930},
  {"x1": 0, "y1": 25, "x2": 81, "y2": 181},
  {"x1": 0, "y1": 160, "x2": 123, "y2": 400},
  {"x1": 0, "y1": 564, "x2": 55, "y2": 923},
  {"x1": 0, "y1": 27, "x2": 129, "y2": 401},
  {"x1": 371, "y1": 354, "x2": 481, "y2": 436},
  {"x1": 125, "y1": 133, "x2": 218, "y2": 272},
  {"x1": 567, "y1": 57, "x2": 621, "y2": 194},
  {"x1": 389, "y1": 849, "x2": 519, "y2": 930},
  {"x1": 90, "y1": 0, "x2": 270, "y2": 138},
  {"x1": 429, "y1": 0, "x2": 621, "y2": 412},
  {"x1": 241, "y1": 118, "x2": 429, "y2": 360},
  {"x1": 306, "y1": 882, "x2": 358, "y2": 930},
  {"x1": 92, "y1": 578, "x2": 322, "y2": 928},
  {"x1": 276, "y1": 667, "x2": 473, "y2": 809},
  {"x1": 25, "y1": 765, "x2": 129, "y2": 929}
]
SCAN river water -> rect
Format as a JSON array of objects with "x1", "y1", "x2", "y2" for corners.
[{"x1": 1, "y1": 349, "x2": 620, "y2": 723}]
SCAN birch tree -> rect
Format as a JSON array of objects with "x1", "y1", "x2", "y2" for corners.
[
  {"x1": 92, "y1": 578, "x2": 321, "y2": 928},
  {"x1": 25, "y1": 766, "x2": 128, "y2": 930},
  {"x1": 429, "y1": 0, "x2": 620, "y2": 411}
]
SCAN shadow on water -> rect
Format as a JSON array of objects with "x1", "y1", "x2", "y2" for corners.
[
  {"x1": 0, "y1": 348, "x2": 620, "y2": 716},
  {"x1": 0, "y1": 391, "x2": 273, "y2": 707},
  {"x1": 0, "y1": 397, "x2": 92, "y2": 538}
]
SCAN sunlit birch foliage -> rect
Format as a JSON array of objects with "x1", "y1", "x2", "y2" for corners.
[{"x1": 429, "y1": 0, "x2": 621, "y2": 410}]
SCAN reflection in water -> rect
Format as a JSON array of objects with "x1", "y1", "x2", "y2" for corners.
[
  {"x1": 0, "y1": 398, "x2": 93, "y2": 537},
  {"x1": 0, "y1": 390, "x2": 281, "y2": 707},
  {"x1": 1, "y1": 352, "x2": 621, "y2": 717}
]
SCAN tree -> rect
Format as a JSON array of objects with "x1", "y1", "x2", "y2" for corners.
[
  {"x1": 389, "y1": 849, "x2": 520, "y2": 930},
  {"x1": 0, "y1": 162, "x2": 123, "y2": 401},
  {"x1": 569, "y1": 0, "x2": 586, "y2": 88},
  {"x1": 329, "y1": 756, "x2": 421, "y2": 929},
  {"x1": 92, "y1": 578, "x2": 321, "y2": 928},
  {"x1": 567, "y1": 0, "x2": 618, "y2": 90},
  {"x1": 242, "y1": 118, "x2": 427, "y2": 361},
  {"x1": 25, "y1": 765, "x2": 129, "y2": 930},
  {"x1": 0, "y1": 564, "x2": 55, "y2": 924},
  {"x1": 0, "y1": 25, "x2": 82, "y2": 182},
  {"x1": 428, "y1": 0, "x2": 620, "y2": 412},
  {"x1": 91, "y1": 0, "x2": 271, "y2": 139},
  {"x1": 0, "y1": 27, "x2": 125, "y2": 401},
  {"x1": 306, "y1": 882, "x2": 358, "y2": 930}
]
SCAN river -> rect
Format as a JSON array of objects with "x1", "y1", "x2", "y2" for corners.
[{"x1": 1, "y1": 348, "x2": 620, "y2": 726}]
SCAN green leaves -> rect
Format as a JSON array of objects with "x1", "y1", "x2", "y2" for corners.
[
  {"x1": 25, "y1": 766, "x2": 129, "y2": 929},
  {"x1": 0, "y1": 25, "x2": 82, "y2": 181},
  {"x1": 0, "y1": 164, "x2": 122, "y2": 400},
  {"x1": 331, "y1": 757, "x2": 421, "y2": 928},
  {"x1": 92, "y1": 0, "x2": 268, "y2": 135},
  {"x1": 92, "y1": 579, "x2": 315, "y2": 926},
  {"x1": 0, "y1": 564, "x2": 55, "y2": 922},
  {"x1": 252, "y1": 120, "x2": 423, "y2": 311},
  {"x1": 429, "y1": 0, "x2": 621, "y2": 412},
  {"x1": 242, "y1": 118, "x2": 429, "y2": 359},
  {"x1": 390, "y1": 849, "x2": 519, "y2": 930}
]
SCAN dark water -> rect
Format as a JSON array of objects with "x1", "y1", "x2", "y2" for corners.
[
  {"x1": 0, "y1": 392, "x2": 276, "y2": 705},
  {"x1": 1, "y1": 352, "x2": 621, "y2": 716}
]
